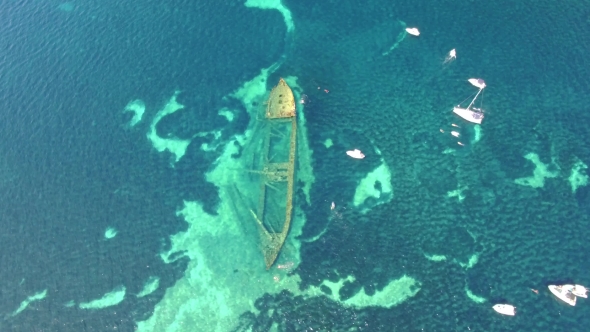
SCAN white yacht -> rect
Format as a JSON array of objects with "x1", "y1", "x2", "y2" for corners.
[
  {"x1": 452, "y1": 78, "x2": 486, "y2": 124},
  {"x1": 346, "y1": 149, "x2": 365, "y2": 159},
  {"x1": 573, "y1": 285, "x2": 588, "y2": 298},
  {"x1": 405, "y1": 27, "x2": 420, "y2": 36},
  {"x1": 493, "y1": 304, "x2": 516, "y2": 316},
  {"x1": 548, "y1": 284, "x2": 577, "y2": 306}
]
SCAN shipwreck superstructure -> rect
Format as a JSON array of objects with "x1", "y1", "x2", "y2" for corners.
[{"x1": 249, "y1": 78, "x2": 297, "y2": 269}]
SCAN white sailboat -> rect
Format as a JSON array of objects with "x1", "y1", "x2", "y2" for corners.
[
  {"x1": 548, "y1": 284, "x2": 577, "y2": 306},
  {"x1": 453, "y1": 78, "x2": 486, "y2": 124}
]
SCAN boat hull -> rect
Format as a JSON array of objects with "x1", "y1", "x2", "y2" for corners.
[
  {"x1": 493, "y1": 304, "x2": 515, "y2": 316},
  {"x1": 346, "y1": 149, "x2": 365, "y2": 159},
  {"x1": 251, "y1": 78, "x2": 297, "y2": 269},
  {"x1": 573, "y1": 285, "x2": 588, "y2": 298},
  {"x1": 468, "y1": 78, "x2": 486, "y2": 89},
  {"x1": 548, "y1": 285, "x2": 577, "y2": 306},
  {"x1": 453, "y1": 107, "x2": 483, "y2": 124}
]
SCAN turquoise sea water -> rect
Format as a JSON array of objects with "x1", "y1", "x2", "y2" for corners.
[{"x1": 0, "y1": 0, "x2": 589, "y2": 331}]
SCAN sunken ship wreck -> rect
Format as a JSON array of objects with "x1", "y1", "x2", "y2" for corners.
[{"x1": 248, "y1": 78, "x2": 297, "y2": 269}]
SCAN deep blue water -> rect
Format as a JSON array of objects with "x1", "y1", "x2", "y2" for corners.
[{"x1": 0, "y1": 0, "x2": 589, "y2": 331}]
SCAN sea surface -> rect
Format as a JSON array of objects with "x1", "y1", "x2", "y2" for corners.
[{"x1": 1, "y1": 0, "x2": 589, "y2": 331}]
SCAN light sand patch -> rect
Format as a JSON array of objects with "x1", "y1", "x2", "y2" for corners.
[
  {"x1": 146, "y1": 92, "x2": 192, "y2": 163},
  {"x1": 79, "y1": 286, "x2": 126, "y2": 309},
  {"x1": 308, "y1": 275, "x2": 421, "y2": 309},
  {"x1": 104, "y1": 227, "x2": 118, "y2": 239},
  {"x1": 353, "y1": 162, "x2": 393, "y2": 213},
  {"x1": 447, "y1": 186, "x2": 468, "y2": 202},
  {"x1": 244, "y1": 0, "x2": 294, "y2": 32},
  {"x1": 424, "y1": 253, "x2": 447, "y2": 262},
  {"x1": 465, "y1": 286, "x2": 486, "y2": 303},
  {"x1": 124, "y1": 99, "x2": 146, "y2": 127},
  {"x1": 514, "y1": 152, "x2": 559, "y2": 188},
  {"x1": 458, "y1": 253, "x2": 479, "y2": 269},
  {"x1": 137, "y1": 277, "x2": 160, "y2": 298},
  {"x1": 472, "y1": 125, "x2": 482, "y2": 143},
  {"x1": 569, "y1": 158, "x2": 588, "y2": 193},
  {"x1": 218, "y1": 107, "x2": 234, "y2": 122},
  {"x1": 11, "y1": 289, "x2": 47, "y2": 317}
]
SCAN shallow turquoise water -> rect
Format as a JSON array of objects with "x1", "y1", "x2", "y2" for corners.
[{"x1": 0, "y1": 0, "x2": 588, "y2": 331}]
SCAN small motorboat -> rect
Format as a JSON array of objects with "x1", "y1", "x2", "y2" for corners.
[
  {"x1": 468, "y1": 78, "x2": 486, "y2": 89},
  {"x1": 493, "y1": 304, "x2": 516, "y2": 316},
  {"x1": 405, "y1": 27, "x2": 420, "y2": 36},
  {"x1": 573, "y1": 285, "x2": 588, "y2": 298},
  {"x1": 448, "y1": 48, "x2": 456, "y2": 59},
  {"x1": 346, "y1": 149, "x2": 365, "y2": 159},
  {"x1": 548, "y1": 285, "x2": 577, "y2": 306},
  {"x1": 443, "y1": 49, "x2": 457, "y2": 64}
]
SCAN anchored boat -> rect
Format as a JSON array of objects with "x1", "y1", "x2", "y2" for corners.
[
  {"x1": 548, "y1": 284, "x2": 577, "y2": 306},
  {"x1": 346, "y1": 149, "x2": 365, "y2": 159},
  {"x1": 249, "y1": 78, "x2": 297, "y2": 269},
  {"x1": 453, "y1": 78, "x2": 486, "y2": 124},
  {"x1": 493, "y1": 304, "x2": 516, "y2": 316}
]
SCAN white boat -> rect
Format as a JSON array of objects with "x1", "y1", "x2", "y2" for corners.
[
  {"x1": 405, "y1": 27, "x2": 420, "y2": 36},
  {"x1": 493, "y1": 304, "x2": 516, "y2": 316},
  {"x1": 452, "y1": 78, "x2": 486, "y2": 124},
  {"x1": 468, "y1": 78, "x2": 486, "y2": 89},
  {"x1": 548, "y1": 284, "x2": 577, "y2": 306},
  {"x1": 346, "y1": 149, "x2": 365, "y2": 159},
  {"x1": 573, "y1": 285, "x2": 588, "y2": 298}
]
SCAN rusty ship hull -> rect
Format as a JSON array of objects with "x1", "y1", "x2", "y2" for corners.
[{"x1": 250, "y1": 78, "x2": 297, "y2": 269}]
